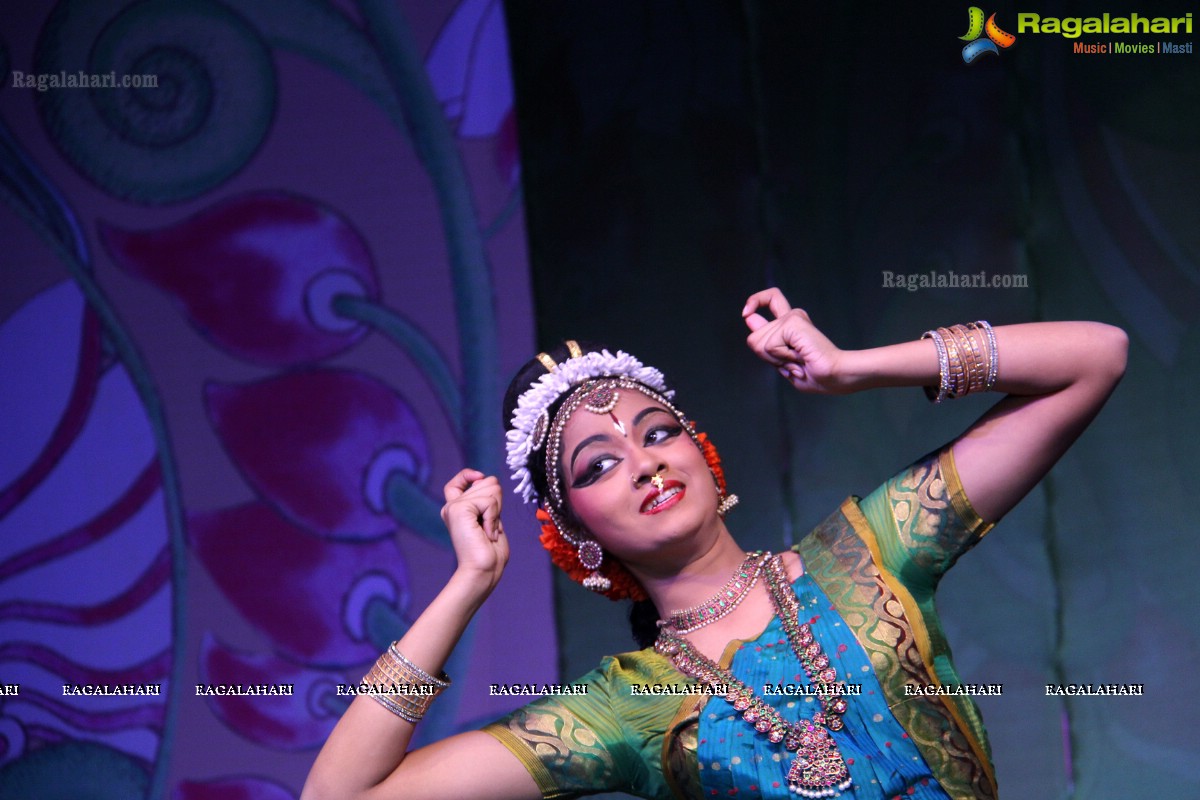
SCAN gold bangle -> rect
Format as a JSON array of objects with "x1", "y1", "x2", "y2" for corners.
[
  {"x1": 361, "y1": 646, "x2": 451, "y2": 723},
  {"x1": 963, "y1": 324, "x2": 987, "y2": 394},
  {"x1": 971, "y1": 321, "x2": 999, "y2": 390},
  {"x1": 938, "y1": 327, "x2": 967, "y2": 399},
  {"x1": 923, "y1": 321, "x2": 1000, "y2": 401},
  {"x1": 968, "y1": 338, "x2": 986, "y2": 394},
  {"x1": 948, "y1": 325, "x2": 985, "y2": 396}
]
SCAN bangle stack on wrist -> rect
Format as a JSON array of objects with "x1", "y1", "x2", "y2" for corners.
[
  {"x1": 921, "y1": 321, "x2": 998, "y2": 402},
  {"x1": 361, "y1": 644, "x2": 451, "y2": 723}
]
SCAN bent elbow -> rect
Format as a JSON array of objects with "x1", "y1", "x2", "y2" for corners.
[
  {"x1": 299, "y1": 777, "x2": 357, "y2": 800},
  {"x1": 1096, "y1": 323, "x2": 1129, "y2": 385}
]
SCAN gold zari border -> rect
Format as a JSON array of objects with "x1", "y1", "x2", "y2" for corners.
[
  {"x1": 798, "y1": 500, "x2": 998, "y2": 800},
  {"x1": 483, "y1": 723, "x2": 564, "y2": 798}
]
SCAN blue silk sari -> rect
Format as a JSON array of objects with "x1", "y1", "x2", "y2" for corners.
[{"x1": 485, "y1": 449, "x2": 998, "y2": 799}]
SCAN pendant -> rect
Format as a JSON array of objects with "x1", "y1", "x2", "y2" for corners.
[
  {"x1": 786, "y1": 722, "x2": 852, "y2": 797},
  {"x1": 656, "y1": 554, "x2": 855, "y2": 797}
]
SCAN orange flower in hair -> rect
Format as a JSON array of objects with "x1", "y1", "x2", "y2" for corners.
[
  {"x1": 694, "y1": 429, "x2": 727, "y2": 495},
  {"x1": 536, "y1": 508, "x2": 648, "y2": 601},
  {"x1": 534, "y1": 421, "x2": 733, "y2": 601}
]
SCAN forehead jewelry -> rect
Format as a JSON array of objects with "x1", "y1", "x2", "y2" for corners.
[
  {"x1": 508, "y1": 344, "x2": 739, "y2": 594},
  {"x1": 541, "y1": 377, "x2": 689, "y2": 597},
  {"x1": 506, "y1": 347, "x2": 673, "y2": 505},
  {"x1": 525, "y1": 371, "x2": 738, "y2": 522},
  {"x1": 582, "y1": 382, "x2": 619, "y2": 414},
  {"x1": 544, "y1": 378, "x2": 686, "y2": 512}
]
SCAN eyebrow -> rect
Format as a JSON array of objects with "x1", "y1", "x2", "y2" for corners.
[
  {"x1": 568, "y1": 408, "x2": 673, "y2": 471},
  {"x1": 569, "y1": 434, "x2": 608, "y2": 472},
  {"x1": 633, "y1": 407, "x2": 670, "y2": 426}
]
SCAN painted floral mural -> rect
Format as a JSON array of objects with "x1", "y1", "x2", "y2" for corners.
[{"x1": 0, "y1": 1, "x2": 550, "y2": 797}]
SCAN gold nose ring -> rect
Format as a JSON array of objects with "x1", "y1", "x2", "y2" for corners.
[{"x1": 650, "y1": 473, "x2": 665, "y2": 491}]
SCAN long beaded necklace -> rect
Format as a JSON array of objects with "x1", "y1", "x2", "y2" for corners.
[{"x1": 655, "y1": 553, "x2": 853, "y2": 798}]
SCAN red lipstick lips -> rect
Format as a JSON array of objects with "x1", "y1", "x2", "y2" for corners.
[{"x1": 641, "y1": 479, "x2": 684, "y2": 514}]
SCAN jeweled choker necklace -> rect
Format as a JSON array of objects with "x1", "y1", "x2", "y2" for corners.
[
  {"x1": 655, "y1": 553, "x2": 853, "y2": 797},
  {"x1": 659, "y1": 551, "x2": 770, "y2": 634}
]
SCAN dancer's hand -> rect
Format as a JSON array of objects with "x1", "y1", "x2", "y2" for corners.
[
  {"x1": 441, "y1": 469, "x2": 510, "y2": 592},
  {"x1": 743, "y1": 288, "x2": 849, "y2": 394}
]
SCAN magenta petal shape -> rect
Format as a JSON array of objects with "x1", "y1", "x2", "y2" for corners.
[
  {"x1": 189, "y1": 503, "x2": 408, "y2": 666},
  {"x1": 205, "y1": 369, "x2": 429, "y2": 539},
  {"x1": 495, "y1": 109, "x2": 521, "y2": 186},
  {"x1": 99, "y1": 192, "x2": 379, "y2": 366},
  {"x1": 174, "y1": 775, "x2": 295, "y2": 800},
  {"x1": 197, "y1": 634, "x2": 339, "y2": 750}
]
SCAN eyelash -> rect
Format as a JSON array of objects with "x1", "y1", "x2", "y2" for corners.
[
  {"x1": 645, "y1": 424, "x2": 682, "y2": 446},
  {"x1": 570, "y1": 424, "x2": 683, "y2": 489}
]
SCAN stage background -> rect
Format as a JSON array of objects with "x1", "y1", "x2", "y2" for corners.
[
  {"x1": 1, "y1": 1, "x2": 555, "y2": 799},
  {"x1": 1, "y1": 1, "x2": 1198, "y2": 798},
  {"x1": 506, "y1": 1, "x2": 1198, "y2": 798}
]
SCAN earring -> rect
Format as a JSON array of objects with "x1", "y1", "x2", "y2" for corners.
[
  {"x1": 717, "y1": 492, "x2": 739, "y2": 517},
  {"x1": 577, "y1": 539, "x2": 611, "y2": 593}
]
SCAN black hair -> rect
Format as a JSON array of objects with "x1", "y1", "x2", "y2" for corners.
[
  {"x1": 502, "y1": 340, "x2": 663, "y2": 647},
  {"x1": 629, "y1": 599, "x2": 661, "y2": 649}
]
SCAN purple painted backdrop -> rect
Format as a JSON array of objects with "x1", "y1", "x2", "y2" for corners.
[{"x1": 0, "y1": 1, "x2": 553, "y2": 797}]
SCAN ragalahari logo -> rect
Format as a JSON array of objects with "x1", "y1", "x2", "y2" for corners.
[{"x1": 960, "y1": 7, "x2": 1017, "y2": 63}]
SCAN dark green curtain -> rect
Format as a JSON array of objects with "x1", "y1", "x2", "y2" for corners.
[{"x1": 506, "y1": 1, "x2": 1200, "y2": 797}]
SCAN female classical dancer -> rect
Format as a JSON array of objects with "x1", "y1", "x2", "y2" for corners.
[{"x1": 302, "y1": 287, "x2": 1126, "y2": 799}]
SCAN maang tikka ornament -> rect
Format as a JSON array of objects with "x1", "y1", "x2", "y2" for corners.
[
  {"x1": 571, "y1": 381, "x2": 624, "y2": 592},
  {"x1": 507, "y1": 344, "x2": 738, "y2": 598}
]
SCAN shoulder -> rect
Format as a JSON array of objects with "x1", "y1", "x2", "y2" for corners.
[
  {"x1": 779, "y1": 549, "x2": 804, "y2": 581},
  {"x1": 591, "y1": 647, "x2": 680, "y2": 686}
]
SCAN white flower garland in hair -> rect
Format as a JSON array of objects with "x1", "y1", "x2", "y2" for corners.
[{"x1": 506, "y1": 349, "x2": 673, "y2": 503}]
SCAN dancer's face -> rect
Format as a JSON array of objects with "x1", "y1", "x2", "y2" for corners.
[{"x1": 558, "y1": 390, "x2": 719, "y2": 567}]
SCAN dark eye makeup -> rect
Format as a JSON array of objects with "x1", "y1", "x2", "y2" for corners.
[
  {"x1": 571, "y1": 455, "x2": 617, "y2": 489},
  {"x1": 569, "y1": 422, "x2": 683, "y2": 489},
  {"x1": 644, "y1": 423, "x2": 683, "y2": 446}
]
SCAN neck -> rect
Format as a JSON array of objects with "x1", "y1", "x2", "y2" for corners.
[{"x1": 625, "y1": 528, "x2": 751, "y2": 617}]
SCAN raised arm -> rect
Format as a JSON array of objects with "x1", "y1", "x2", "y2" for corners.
[
  {"x1": 301, "y1": 470, "x2": 540, "y2": 800},
  {"x1": 742, "y1": 288, "x2": 1127, "y2": 522}
]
